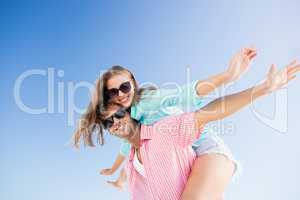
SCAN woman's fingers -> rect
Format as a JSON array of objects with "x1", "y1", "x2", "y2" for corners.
[
  {"x1": 244, "y1": 47, "x2": 256, "y2": 53},
  {"x1": 242, "y1": 47, "x2": 256, "y2": 56},
  {"x1": 248, "y1": 51, "x2": 257, "y2": 60},
  {"x1": 239, "y1": 48, "x2": 256, "y2": 65},
  {"x1": 288, "y1": 75, "x2": 297, "y2": 82},
  {"x1": 268, "y1": 64, "x2": 276, "y2": 77},
  {"x1": 287, "y1": 59, "x2": 298, "y2": 67},
  {"x1": 282, "y1": 74, "x2": 297, "y2": 85},
  {"x1": 236, "y1": 47, "x2": 256, "y2": 64},
  {"x1": 282, "y1": 66, "x2": 299, "y2": 85},
  {"x1": 286, "y1": 60, "x2": 299, "y2": 72},
  {"x1": 246, "y1": 49, "x2": 255, "y2": 56},
  {"x1": 288, "y1": 65, "x2": 300, "y2": 75}
]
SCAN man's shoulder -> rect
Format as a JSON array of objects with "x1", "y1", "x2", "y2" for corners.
[
  {"x1": 156, "y1": 112, "x2": 195, "y2": 125},
  {"x1": 150, "y1": 112, "x2": 195, "y2": 136}
]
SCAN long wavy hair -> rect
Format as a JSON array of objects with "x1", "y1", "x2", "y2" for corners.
[{"x1": 73, "y1": 65, "x2": 153, "y2": 148}]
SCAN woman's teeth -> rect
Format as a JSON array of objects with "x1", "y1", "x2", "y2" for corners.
[{"x1": 119, "y1": 96, "x2": 128, "y2": 103}]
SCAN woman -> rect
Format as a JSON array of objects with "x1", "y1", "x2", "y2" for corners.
[{"x1": 74, "y1": 48, "x2": 258, "y2": 198}]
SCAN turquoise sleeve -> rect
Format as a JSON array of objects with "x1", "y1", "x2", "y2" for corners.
[
  {"x1": 130, "y1": 80, "x2": 203, "y2": 125},
  {"x1": 179, "y1": 80, "x2": 203, "y2": 110},
  {"x1": 119, "y1": 140, "x2": 131, "y2": 156}
]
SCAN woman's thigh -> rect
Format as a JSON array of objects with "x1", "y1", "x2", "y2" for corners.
[{"x1": 181, "y1": 153, "x2": 235, "y2": 200}]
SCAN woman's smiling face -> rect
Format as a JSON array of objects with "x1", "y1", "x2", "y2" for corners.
[{"x1": 106, "y1": 72, "x2": 135, "y2": 108}]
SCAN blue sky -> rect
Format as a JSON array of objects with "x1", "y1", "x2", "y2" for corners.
[{"x1": 1, "y1": 0, "x2": 300, "y2": 199}]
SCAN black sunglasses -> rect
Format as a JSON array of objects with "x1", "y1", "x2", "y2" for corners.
[
  {"x1": 105, "y1": 81, "x2": 132, "y2": 99},
  {"x1": 102, "y1": 108, "x2": 128, "y2": 129}
]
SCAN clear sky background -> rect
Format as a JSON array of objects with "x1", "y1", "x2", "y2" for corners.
[{"x1": 1, "y1": 0, "x2": 300, "y2": 199}]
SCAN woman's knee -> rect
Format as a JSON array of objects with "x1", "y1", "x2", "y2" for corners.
[{"x1": 196, "y1": 153, "x2": 235, "y2": 180}]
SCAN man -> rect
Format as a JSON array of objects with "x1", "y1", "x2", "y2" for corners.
[{"x1": 101, "y1": 60, "x2": 300, "y2": 200}]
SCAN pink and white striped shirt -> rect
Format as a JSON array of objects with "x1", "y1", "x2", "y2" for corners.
[{"x1": 126, "y1": 112, "x2": 200, "y2": 200}]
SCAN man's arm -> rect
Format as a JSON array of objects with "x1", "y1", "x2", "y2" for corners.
[
  {"x1": 195, "y1": 83, "x2": 267, "y2": 129},
  {"x1": 194, "y1": 60, "x2": 300, "y2": 130},
  {"x1": 195, "y1": 48, "x2": 257, "y2": 97}
]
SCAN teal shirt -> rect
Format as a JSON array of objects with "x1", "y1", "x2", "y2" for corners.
[{"x1": 119, "y1": 81, "x2": 208, "y2": 156}]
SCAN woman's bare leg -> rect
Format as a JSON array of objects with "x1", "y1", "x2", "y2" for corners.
[{"x1": 181, "y1": 154, "x2": 235, "y2": 200}]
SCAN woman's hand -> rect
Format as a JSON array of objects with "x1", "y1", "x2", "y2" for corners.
[
  {"x1": 262, "y1": 60, "x2": 300, "y2": 93},
  {"x1": 100, "y1": 168, "x2": 114, "y2": 176},
  {"x1": 226, "y1": 47, "x2": 257, "y2": 82}
]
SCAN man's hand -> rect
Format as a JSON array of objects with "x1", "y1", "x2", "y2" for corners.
[{"x1": 226, "y1": 47, "x2": 257, "y2": 82}]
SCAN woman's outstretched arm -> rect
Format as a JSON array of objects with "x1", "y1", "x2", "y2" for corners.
[
  {"x1": 195, "y1": 60, "x2": 300, "y2": 128},
  {"x1": 195, "y1": 47, "x2": 257, "y2": 97}
]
